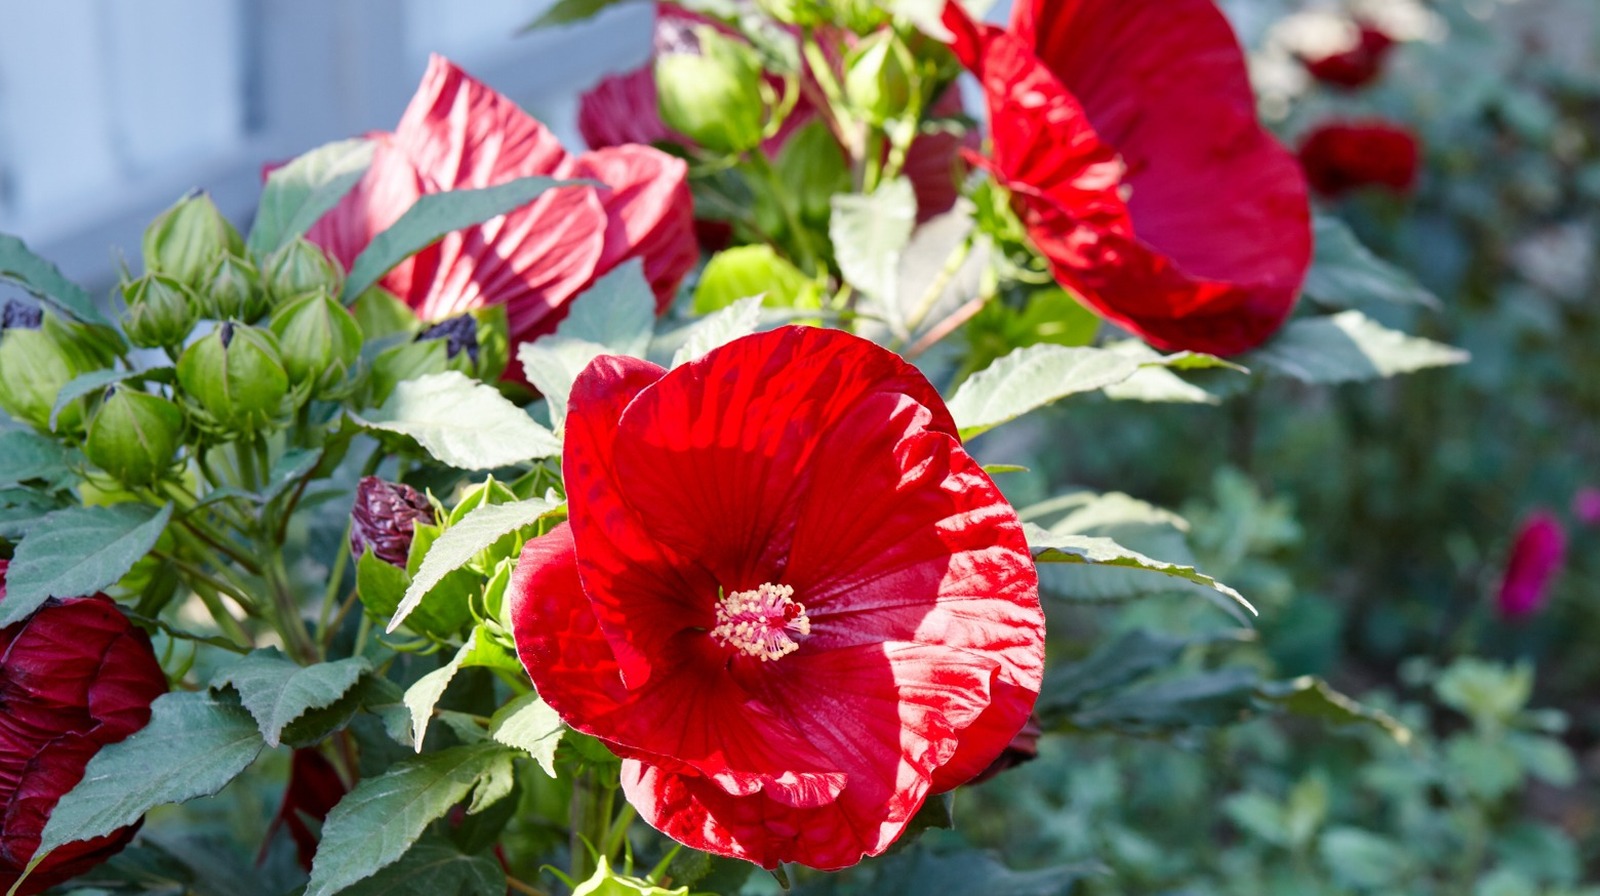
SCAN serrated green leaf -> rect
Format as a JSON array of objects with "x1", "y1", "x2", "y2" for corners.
[
  {"x1": 1249, "y1": 310, "x2": 1469, "y2": 383},
  {"x1": 404, "y1": 634, "x2": 478, "y2": 750},
  {"x1": 1, "y1": 503, "x2": 173, "y2": 626},
  {"x1": 489, "y1": 692, "x2": 566, "y2": 777},
  {"x1": 342, "y1": 177, "x2": 579, "y2": 300},
  {"x1": 522, "y1": 0, "x2": 643, "y2": 30},
  {"x1": 249, "y1": 138, "x2": 376, "y2": 255},
  {"x1": 671, "y1": 296, "x2": 763, "y2": 368},
  {"x1": 390, "y1": 497, "x2": 560, "y2": 632},
  {"x1": 517, "y1": 261, "x2": 656, "y2": 430},
  {"x1": 0, "y1": 430, "x2": 71, "y2": 488},
  {"x1": 336, "y1": 837, "x2": 506, "y2": 896},
  {"x1": 0, "y1": 232, "x2": 107, "y2": 325},
  {"x1": 1039, "y1": 629, "x2": 1210, "y2": 717},
  {"x1": 949, "y1": 345, "x2": 1141, "y2": 437},
  {"x1": 1067, "y1": 667, "x2": 1262, "y2": 732},
  {"x1": 831, "y1": 178, "x2": 917, "y2": 333},
  {"x1": 212, "y1": 648, "x2": 371, "y2": 747},
  {"x1": 305, "y1": 743, "x2": 517, "y2": 896},
  {"x1": 1026, "y1": 522, "x2": 1255, "y2": 618},
  {"x1": 32, "y1": 691, "x2": 264, "y2": 864},
  {"x1": 353, "y1": 371, "x2": 561, "y2": 470},
  {"x1": 1303, "y1": 214, "x2": 1441, "y2": 309},
  {"x1": 1256, "y1": 676, "x2": 1412, "y2": 744}
]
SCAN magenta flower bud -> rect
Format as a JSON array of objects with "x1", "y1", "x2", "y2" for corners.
[
  {"x1": 0, "y1": 560, "x2": 168, "y2": 894},
  {"x1": 1497, "y1": 511, "x2": 1567, "y2": 620},
  {"x1": 1573, "y1": 488, "x2": 1600, "y2": 527},
  {"x1": 349, "y1": 476, "x2": 436, "y2": 567}
]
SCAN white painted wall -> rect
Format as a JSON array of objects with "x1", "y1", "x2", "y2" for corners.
[{"x1": 0, "y1": 0, "x2": 654, "y2": 291}]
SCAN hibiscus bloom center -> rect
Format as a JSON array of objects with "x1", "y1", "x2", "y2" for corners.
[{"x1": 710, "y1": 582, "x2": 811, "y2": 662}]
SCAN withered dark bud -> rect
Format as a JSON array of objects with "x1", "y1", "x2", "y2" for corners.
[
  {"x1": 349, "y1": 476, "x2": 437, "y2": 567},
  {"x1": 1, "y1": 300, "x2": 42, "y2": 332},
  {"x1": 416, "y1": 314, "x2": 480, "y2": 365}
]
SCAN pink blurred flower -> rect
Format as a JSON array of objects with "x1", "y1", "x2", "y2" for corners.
[
  {"x1": 1573, "y1": 488, "x2": 1600, "y2": 526},
  {"x1": 303, "y1": 55, "x2": 697, "y2": 366},
  {"x1": 1496, "y1": 511, "x2": 1567, "y2": 620}
]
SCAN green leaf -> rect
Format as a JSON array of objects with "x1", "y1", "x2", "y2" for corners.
[
  {"x1": 1249, "y1": 310, "x2": 1469, "y2": 383},
  {"x1": 212, "y1": 648, "x2": 371, "y2": 747},
  {"x1": 1067, "y1": 667, "x2": 1261, "y2": 732},
  {"x1": 831, "y1": 178, "x2": 917, "y2": 330},
  {"x1": 0, "y1": 232, "x2": 107, "y2": 325},
  {"x1": 1319, "y1": 827, "x2": 1411, "y2": 889},
  {"x1": 517, "y1": 261, "x2": 656, "y2": 430},
  {"x1": 342, "y1": 177, "x2": 579, "y2": 301},
  {"x1": 522, "y1": 0, "x2": 643, "y2": 30},
  {"x1": 1038, "y1": 629, "x2": 1219, "y2": 717},
  {"x1": 1256, "y1": 676, "x2": 1412, "y2": 744},
  {"x1": 692, "y1": 246, "x2": 817, "y2": 315},
  {"x1": 489, "y1": 692, "x2": 566, "y2": 777},
  {"x1": 1303, "y1": 214, "x2": 1440, "y2": 309},
  {"x1": 353, "y1": 371, "x2": 561, "y2": 470},
  {"x1": 305, "y1": 743, "x2": 517, "y2": 896},
  {"x1": 249, "y1": 138, "x2": 376, "y2": 255},
  {"x1": 404, "y1": 634, "x2": 478, "y2": 749},
  {"x1": 839, "y1": 846, "x2": 1105, "y2": 896},
  {"x1": 1223, "y1": 792, "x2": 1289, "y2": 846},
  {"x1": 32, "y1": 691, "x2": 265, "y2": 864},
  {"x1": 1, "y1": 503, "x2": 174, "y2": 626},
  {"x1": 1099, "y1": 340, "x2": 1236, "y2": 404},
  {"x1": 390, "y1": 497, "x2": 560, "y2": 632},
  {"x1": 0, "y1": 430, "x2": 71, "y2": 488},
  {"x1": 1026, "y1": 523, "x2": 1255, "y2": 618},
  {"x1": 888, "y1": 202, "x2": 989, "y2": 344},
  {"x1": 336, "y1": 838, "x2": 506, "y2": 896},
  {"x1": 671, "y1": 296, "x2": 764, "y2": 368}
]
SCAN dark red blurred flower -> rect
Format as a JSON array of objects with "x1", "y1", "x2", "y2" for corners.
[
  {"x1": 1, "y1": 561, "x2": 167, "y2": 894},
  {"x1": 1298, "y1": 121, "x2": 1420, "y2": 197},
  {"x1": 1497, "y1": 511, "x2": 1567, "y2": 620},
  {"x1": 262, "y1": 748, "x2": 349, "y2": 871},
  {"x1": 510, "y1": 326, "x2": 1044, "y2": 870},
  {"x1": 350, "y1": 476, "x2": 436, "y2": 567},
  {"x1": 945, "y1": 0, "x2": 1312, "y2": 356},
  {"x1": 305, "y1": 55, "x2": 696, "y2": 361},
  {"x1": 1573, "y1": 488, "x2": 1600, "y2": 526},
  {"x1": 578, "y1": 4, "x2": 975, "y2": 220},
  {"x1": 1302, "y1": 24, "x2": 1396, "y2": 89}
]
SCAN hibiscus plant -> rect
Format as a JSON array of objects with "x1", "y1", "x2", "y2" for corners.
[{"x1": 0, "y1": 1, "x2": 1486, "y2": 895}]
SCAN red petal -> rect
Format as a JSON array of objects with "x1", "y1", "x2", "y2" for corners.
[
  {"x1": 304, "y1": 135, "x2": 425, "y2": 277},
  {"x1": 563, "y1": 146, "x2": 697, "y2": 309},
  {"x1": 578, "y1": 67, "x2": 673, "y2": 150},
  {"x1": 608, "y1": 327, "x2": 956, "y2": 591},
  {"x1": 902, "y1": 86, "x2": 980, "y2": 221},
  {"x1": 621, "y1": 642, "x2": 999, "y2": 870}
]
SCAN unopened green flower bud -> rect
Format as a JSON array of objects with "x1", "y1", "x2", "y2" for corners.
[
  {"x1": 837, "y1": 0, "x2": 891, "y2": 32},
  {"x1": 120, "y1": 274, "x2": 197, "y2": 349},
  {"x1": 263, "y1": 237, "x2": 344, "y2": 304},
  {"x1": 656, "y1": 28, "x2": 769, "y2": 155},
  {"x1": 777, "y1": 121, "x2": 850, "y2": 224},
  {"x1": 0, "y1": 306, "x2": 113, "y2": 432},
  {"x1": 269, "y1": 290, "x2": 363, "y2": 396},
  {"x1": 85, "y1": 386, "x2": 185, "y2": 486},
  {"x1": 201, "y1": 254, "x2": 268, "y2": 322},
  {"x1": 177, "y1": 322, "x2": 290, "y2": 432},
  {"x1": 844, "y1": 30, "x2": 918, "y2": 126},
  {"x1": 754, "y1": 0, "x2": 828, "y2": 26},
  {"x1": 142, "y1": 193, "x2": 243, "y2": 288}
]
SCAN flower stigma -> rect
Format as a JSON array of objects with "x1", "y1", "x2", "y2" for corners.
[{"x1": 710, "y1": 582, "x2": 811, "y2": 662}]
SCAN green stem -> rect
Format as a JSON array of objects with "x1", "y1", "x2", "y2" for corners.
[
  {"x1": 569, "y1": 771, "x2": 615, "y2": 884},
  {"x1": 180, "y1": 575, "x2": 255, "y2": 649},
  {"x1": 600, "y1": 802, "x2": 637, "y2": 861},
  {"x1": 902, "y1": 238, "x2": 974, "y2": 339},
  {"x1": 745, "y1": 151, "x2": 821, "y2": 275},
  {"x1": 316, "y1": 520, "x2": 355, "y2": 656},
  {"x1": 264, "y1": 552, "x2": 319, "y2": 665},
  {"x1": 174, "y1": 517, "x2": 262, "y2": 576},
  {"x1": 234, "y1": 439, "x2": 259, "y2": 493}
]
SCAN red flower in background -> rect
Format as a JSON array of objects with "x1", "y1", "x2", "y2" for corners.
[
  {"x1": 1573, "y1": 488, "x2": 1600, "y2": 526},
  {"x1": 1, "y1": 561, "x2": 168, "y2": 894},
  {"x1": 577, "y1": 3, "x2": 976, "y2": 221},
  {"x1": 305, "y1": 55, "x2": 696, "y2": 360},
  {"x1": 1302, "y1": 23, "x2": 1396, "y2": 89},
  {"x1": 1497, "y1": 512, "x2": 1567, "y2": 620},
  {"x1": 945, "y1": 0, "x2": 1312, "y2": 356},
  {"x1": 1298, "y1": 121, "x2": 1420, "y2": 197},
  {"x1": 262, "y1": 749, "x2": 349, "y2": 871},
  {"x1": 510, "y1": 327, "x2": 1044, "y2": 870}
]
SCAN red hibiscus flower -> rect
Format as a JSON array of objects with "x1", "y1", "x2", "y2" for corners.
[
  {"x1": 1497, "y1": 511, "x2": 1566, "y2": 620},
  {"x1": 509, "y1": 326, "x2": 1044, "y2": 870},
  {"x1": 1, "y1": 561, "x2": 168, "y2": 894},
  {"x1": 262, "y1": 748, "x2": 349, "y2": 871},
  {"x1": 944, "y1": 0, "x2": 1312, "y2": 356},
  {"x1": 1302, "y1": 23, "x2": 1396, "y2": 90},
  {"x1": 305, "y1": 54, "x2": 696, "y2": 361},
  {"x1": 578, "y1": 4, "x2": 975, "y2": 220},
  {"x1": 1298, "y1": 120, "x2": 1421, "y2": 197}
]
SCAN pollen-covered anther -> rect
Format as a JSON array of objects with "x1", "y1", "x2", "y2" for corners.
[{"x1": 710, "y1": 583, "x2": 811, "y2": 662}]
